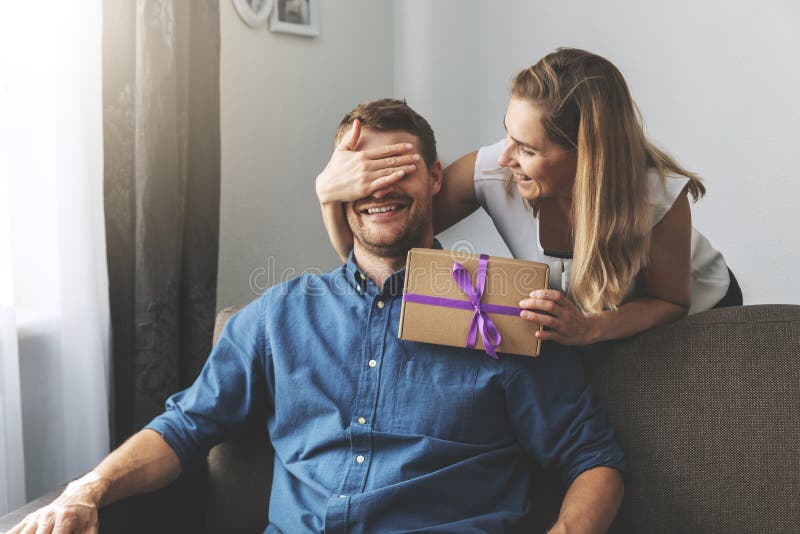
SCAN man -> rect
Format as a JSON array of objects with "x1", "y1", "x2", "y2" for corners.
[{"x1": 12, "y1": 99, "x2": 625, "y2": 534}]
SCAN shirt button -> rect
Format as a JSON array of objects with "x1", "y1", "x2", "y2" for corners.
[
  {"x1": 376, "y1": 300, "x2": 385, "y2": 309},
  {"x1": 338, "y1": 494, "x2": 347, "y2": 499},
  {"x1": 356, "y1": 285, "x2": 362, "y2": 293},
  {"x1": 357, "y1": 417, "x2": 366, "y2": 425},
  {"x1": 368, "y1": 359, "x2": 377, "y2": 368},
  {"x1": 356, "y1": 455, "x2": 365, "y2": 464}
]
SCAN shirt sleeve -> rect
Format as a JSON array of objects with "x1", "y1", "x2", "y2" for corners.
[
  {"x1": 473, "y1": 139, "x2": 509, "y2": 209},
  {"x1": 503, "y1": 343, "x2": 627, "y2": 488},
  {"x1": 648, "y1": 170, "x2": 690, "y2": 226},
  {"x1": 145, "y1": 295, "x2": 272, "y2": 473}
]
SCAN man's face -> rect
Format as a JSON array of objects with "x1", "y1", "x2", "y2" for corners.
[{"x1": 345, "y1": 128, "x2": 442, "y2": 258}]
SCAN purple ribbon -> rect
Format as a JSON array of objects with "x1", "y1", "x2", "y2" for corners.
[{"x1": 402, "y1": 254, "x2": 522, "y2": 359}]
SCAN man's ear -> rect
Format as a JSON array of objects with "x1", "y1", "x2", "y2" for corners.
[{"x1": 429, "y1": 160, "x2": 443, "y2": 196}]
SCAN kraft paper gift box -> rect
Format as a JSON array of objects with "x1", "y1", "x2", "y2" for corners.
[{"x1": 398, "y1": 248, "x2": 550, "y2": 358}]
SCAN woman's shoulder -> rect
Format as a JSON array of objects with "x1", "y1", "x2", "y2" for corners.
[
  {"x1": 474, "y1": 139, "x2": 508, "y2": 181},
  {"x1": 473, "y1": 139, "x2": 513, "y2": 207},
  {"x1": 646, "y1": 168, "x2": 691, "y2": 226}
]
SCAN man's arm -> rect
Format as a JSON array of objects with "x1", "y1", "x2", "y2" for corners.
[
  {"x1": 10, "y1": 296, "x2": 271, "y2": 534},
  {"x1": 547, "y1": 467, "x2": 624, "y2": 534},
  {"x1": 8, "y1": 429, "x2": 180, "y2": 534},
  {"x1": 503, "y1": 344, "x2": 627, "y2": 533}
]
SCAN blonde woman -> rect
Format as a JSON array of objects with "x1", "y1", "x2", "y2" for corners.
[{"x1": 316, "y1": 48, "x2": 741, "y2": 346}]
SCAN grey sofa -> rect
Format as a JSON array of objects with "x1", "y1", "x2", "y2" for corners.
[{"x1": 3, "y1": 304, "x2": 799, "y2": 533}]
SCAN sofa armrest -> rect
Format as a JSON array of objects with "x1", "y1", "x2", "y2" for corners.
[{"x1": 0, "y1": 467, "x2": 207, "y2": 534}]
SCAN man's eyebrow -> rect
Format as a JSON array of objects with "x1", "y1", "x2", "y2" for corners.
[{"x1": 502, "y1": 117, "x2": 539, "y2": 151}]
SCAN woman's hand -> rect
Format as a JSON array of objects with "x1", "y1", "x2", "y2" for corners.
[
  {"x1": 315, "y1": 119, "x2": 421, "y2": 204},
  {"x1": 519, "y1": 289, "x2": 602, "y2": 346}
]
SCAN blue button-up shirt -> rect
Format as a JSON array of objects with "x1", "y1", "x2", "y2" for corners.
[{"x1": 146, "y1": 244, "x2": 626, "y2": 533}]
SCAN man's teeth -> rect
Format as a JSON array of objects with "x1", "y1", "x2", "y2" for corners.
[{"x1": 366, "y1": 205, "x2": 401, "y2": 214}]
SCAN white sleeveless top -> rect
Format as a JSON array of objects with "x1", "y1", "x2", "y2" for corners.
[{"x1": 474, "y1": 140, "x2": 730, "y2": 314}]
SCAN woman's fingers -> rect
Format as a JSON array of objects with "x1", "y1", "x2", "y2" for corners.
[
  {"x1": 518, "y1": 297, "x2": 563, "y2": 315},
  {"x1": 365, "y1": 152, "x2": 420, "y2": 172},
  {"x1": 520, "y1": 310, "x2": 559, "y2": 328},
  {"x1": 529, "y1": 289, "x2": 569, "y2": 305},
  {"x1": 367, "y1": 166, "x2": 415, "y2": 193},
  {"x1": 520, "y1": 294, "x2": 564, "y2": 346},
  {"x1": 318, "y1": 135, "x2": 421, "y2": 203},
  {"x1": 363, "y1": 142, "x2": 416, "y2": 161},
  {"x1": 521, "y1": 310, "x2": 565, "y2": 342},
  {"x1": 335, "y1": 119, "x2": 361, "y2": 152},
  {"x1": 535, "y1": 329, "x2": 561, "y2": 342}
]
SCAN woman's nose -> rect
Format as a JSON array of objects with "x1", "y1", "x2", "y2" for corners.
[{"x1": 497, "y1": 138, "x2": 515, "y2": 167}]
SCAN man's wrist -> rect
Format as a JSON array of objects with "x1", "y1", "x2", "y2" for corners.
[{"x1": 66, "y1": 471, "x2": 112, "y2": 507}]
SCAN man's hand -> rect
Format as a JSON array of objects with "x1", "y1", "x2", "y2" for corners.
[
  {"x1": 8, "y1": 430, "x2": 181, "y2": 534},
  {"x1": 8, "y1": 472, "x2": 109, "y2": 534}
]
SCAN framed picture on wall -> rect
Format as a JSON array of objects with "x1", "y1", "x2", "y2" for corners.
[
  {"x1": 232, "y1": 0, "x2": 274, "y2": 28},
  {"x1": 269, "y1": 0, "x2": 319, "y2": 37}
]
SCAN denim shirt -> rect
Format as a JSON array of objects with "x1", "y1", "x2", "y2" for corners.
[{"x1": 146, "y1": 244, "x2": 626, "y2": 533}]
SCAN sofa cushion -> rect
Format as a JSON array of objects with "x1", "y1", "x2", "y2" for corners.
[{"x1": 584, "y1": 305, "x2": 800, "y2": 533}]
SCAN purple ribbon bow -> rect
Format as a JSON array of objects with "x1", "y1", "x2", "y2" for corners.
[{"x1": 402, "y1": 254, "x2": 522, "y2": 359}]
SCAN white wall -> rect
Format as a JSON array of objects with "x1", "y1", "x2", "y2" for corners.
[
  {"x1": 219, "y1": 0, "x2": 800, "y2": 307},
  {"x1": 395, "y1": 0, "x2": 800, "y2": 305},
  {"x1": 217, "y1": 0, "x2": 395, "y2": 309}
]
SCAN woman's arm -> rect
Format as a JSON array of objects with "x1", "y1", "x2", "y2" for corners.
[
  {"x1": 319, "y1": 202, "x2": 352, "y2": 263},
  {"x1": 519, "y1": 189, "x2": 692, "y2": 345},
  {"x1": 433, "y1": 151, "x2": 481, "y2": 233}
]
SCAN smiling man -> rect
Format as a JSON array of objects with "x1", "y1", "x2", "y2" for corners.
[{"x1": 12, "y1": 99, "x2": 625, "y2": 534}]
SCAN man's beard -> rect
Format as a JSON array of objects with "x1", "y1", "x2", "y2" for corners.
[{"x1": 347, "y1": 195, "x2": 429, "y2": 259}]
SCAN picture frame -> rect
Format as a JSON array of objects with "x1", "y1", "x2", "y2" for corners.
[
  {"x1": 269, "y1": 0, "x2": 319, "y2": 37},
  {"x1": 232, "y1": 0, "x2": 274, "y2": 28}
]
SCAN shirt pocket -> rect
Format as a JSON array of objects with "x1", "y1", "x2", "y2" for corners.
[{"x1": 389, "y1": 342, "x2": 479, "y2": 442}]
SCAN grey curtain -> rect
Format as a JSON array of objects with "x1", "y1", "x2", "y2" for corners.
[{"x1": 103, "y1": 0, "x2": 221, "y2": 445}]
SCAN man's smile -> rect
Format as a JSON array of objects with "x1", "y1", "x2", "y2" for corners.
[{"x1": 357, "y1": 199, "x2": 410, "y2": 220}]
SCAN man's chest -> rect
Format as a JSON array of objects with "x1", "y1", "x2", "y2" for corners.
[{"x1": 267, "y1": 299, "x2": 514, "y2": 444}]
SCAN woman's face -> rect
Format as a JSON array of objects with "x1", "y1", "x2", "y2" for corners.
[{"x1": 497, "y1": 96, "x2": 577, "y2": 201}]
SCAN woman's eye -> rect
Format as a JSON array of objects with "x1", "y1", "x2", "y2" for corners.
[{"x1": 520, "y1": 147, "x2": 536, "y2": 157}]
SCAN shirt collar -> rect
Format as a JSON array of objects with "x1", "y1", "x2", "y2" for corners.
[{"x1": 345, "y1": 239, "x2": 443, "y2": 296}]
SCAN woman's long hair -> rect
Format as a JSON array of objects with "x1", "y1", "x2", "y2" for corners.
[{"x1": 509, "y1": 48, "x2": 705, "y2": 313}]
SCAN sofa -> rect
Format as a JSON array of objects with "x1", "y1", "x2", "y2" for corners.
[{"x1": 2, "y1": 303, "x2": 799, "y2": 533}]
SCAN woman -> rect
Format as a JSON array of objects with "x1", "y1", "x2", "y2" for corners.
[{"x1": 316, "y1": 48, "x2": 742, "y2": 346}]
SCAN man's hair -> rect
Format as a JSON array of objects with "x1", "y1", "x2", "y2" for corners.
[{"x1": 335, "y1": 99, "x2": 437, "y2": 168}]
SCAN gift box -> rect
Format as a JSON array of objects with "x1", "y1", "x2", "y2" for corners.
[{"x1": 398, "y1": 248, "x2": 550, "y2": 358}]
